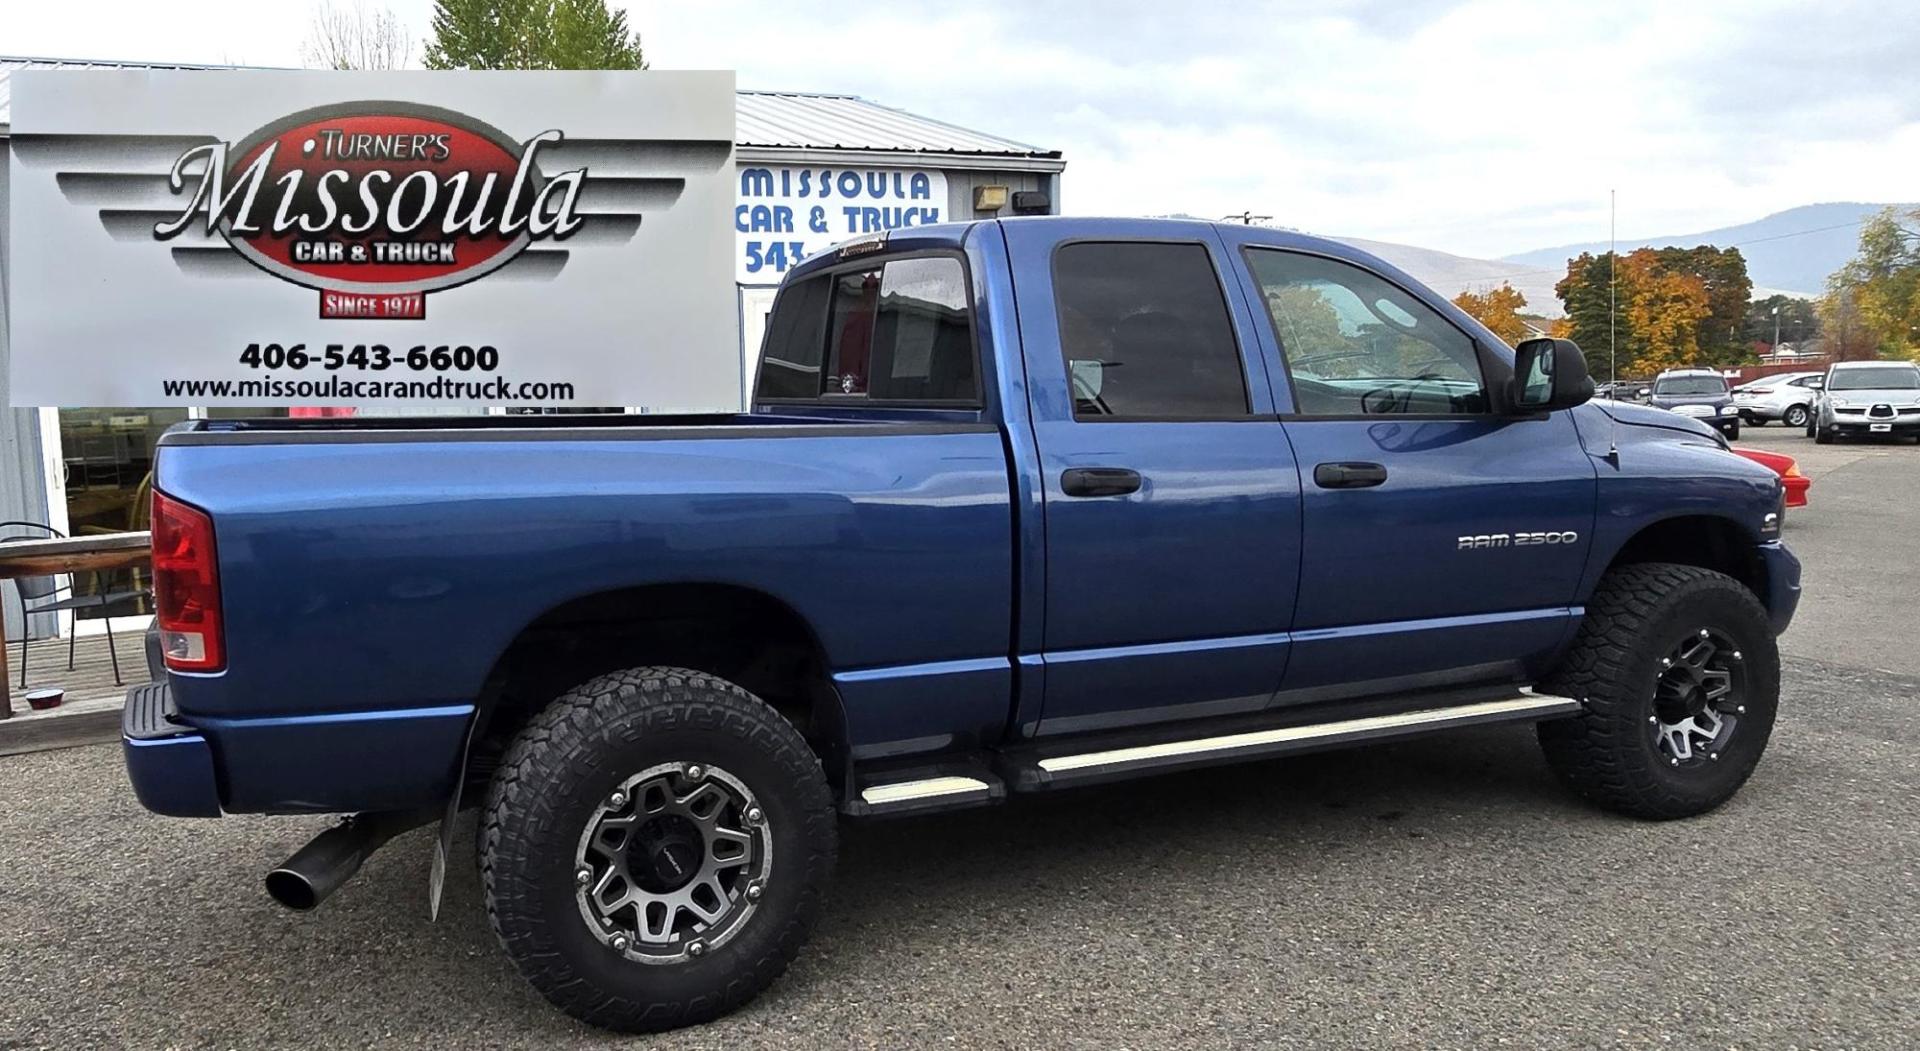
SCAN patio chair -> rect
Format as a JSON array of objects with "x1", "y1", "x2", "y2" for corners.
[{"x1": 0, "y1": 521, "x2": 147, "y2": 687}]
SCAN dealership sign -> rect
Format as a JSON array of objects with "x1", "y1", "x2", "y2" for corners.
[
  {"x1": 7, "y1": 70, "x2": 738, "y2": 409},
  {"x1": 735, "y1": 165, "x2": 946, "y2": 283}
]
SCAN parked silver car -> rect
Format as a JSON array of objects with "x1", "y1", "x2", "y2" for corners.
[
  {"x1": 1732, "y1": 371, "x2": 1824, "y2": 428},
  {"x1": 1808, "y1": 361, "x2": 1920, "y2": 443}
]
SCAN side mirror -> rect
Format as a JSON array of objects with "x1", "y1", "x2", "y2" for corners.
[{"x1": 1509, "y1": 337, "x2": 1594, "y2": 413}]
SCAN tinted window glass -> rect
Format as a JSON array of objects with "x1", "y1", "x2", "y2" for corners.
[
  {"x1": 1653, "y1": 375, "x2": 1728, "y2": 396},
  {"x1": 824, "y1": 269, "x2": 882, "y2": 395},
  {"x1": 1828, "y1": 366, "x2": 1920, "y2": 390},
  {"x1": 755, "y1": 276, "x2": 830, "y2": 400},
  {"x1": 1053, "y1": 242, "x2": 1249, "y2": 418},
  {"x1": 1246, "y1": 249, "x2": 1488, "y2": 416},
  {"x1": 756, "y1": 256, "x2": 978, "y2": 403},
  {"x1": 870, "y1": 258, "x2": 976, "y2": 401}
]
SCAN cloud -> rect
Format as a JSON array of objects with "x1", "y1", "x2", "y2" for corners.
[{"x1": 637, "y1": 0, "x2": 1920, "y2": 256}]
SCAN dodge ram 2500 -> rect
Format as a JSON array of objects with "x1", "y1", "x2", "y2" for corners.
[{"x1": 126, "y1": 217, "x2": 1800, "y2": 1032}]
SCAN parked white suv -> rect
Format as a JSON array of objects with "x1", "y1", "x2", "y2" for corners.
[
  {"x1": 1733, "y1": 371, "x2": 1824, "y2": 429},
  {"x1": 1808, "y1": 361, "x2": 1920, "y2": 443}
]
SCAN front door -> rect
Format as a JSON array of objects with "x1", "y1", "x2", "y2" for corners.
[
  {"x1": 1226, "y1": 241, "x2": 1597, "y2": 702},
  {"x1": 1004, "y1": 222, "x2": 1303, "y2": 736}
]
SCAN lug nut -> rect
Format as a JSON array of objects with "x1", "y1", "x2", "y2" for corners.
[
  {"x1": 611, "y1": 935, "x2": 630, "y2": 952},
  {"x1": 1731, "y1": 651, "x2": 1743, "y2": 661},
  {"x1": 1661, "y1": 658, "x2": 1673, "y2": 668},
  {"x1": 1709, "y1": 752, "x2": 1719, "y2": 761},
  {"x1": 746, "y1": 883, "x2": 764, "y2": 901},
  {"x1": 687, "y1": 941, "x2": 706, "y2": 957},
  {"x1": 1699, "y1": 629, "x2": 1711, "y2": 639},
  {"x1": 575, "y1": 867, "x2": 593, "y2": 886},
  {"x1": 1670, "y1": 758, "x2": 1679, "y2": 766},
  {"x1": 1649, "y1": 715, "x2": 1658, "y2": 724},
  {"x1": 686, "y1": 764, "x2": 706, "y2": 780},
  {"x1": 1736, "y1": 705, "x2": 1747, "y2": 714},
  {"x1": 608, "y1": 791, "x2": 628, "y2": 809},
  {"x1": 744, "y1": 806, "x2": 764, "y2": 824}
]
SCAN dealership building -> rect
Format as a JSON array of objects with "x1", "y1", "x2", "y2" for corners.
[{"x1": 0, "y1": 56, "x2": 1064, "y2": 642}]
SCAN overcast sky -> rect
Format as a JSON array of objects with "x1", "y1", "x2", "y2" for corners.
[{"x1": 7, "y1": 0, "x2": 1915, "y2": 258}]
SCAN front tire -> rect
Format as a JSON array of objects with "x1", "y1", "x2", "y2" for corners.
[
  {"x1": 482, "y1": 667, "x2": 836, "y2": 1033},
  {"x1": 1783, "y1": 404, "x2": 1809, "y2": 429},
  {"x1": 1538, "y1": 563, "x2": 1779, "y2": 820},
  {"x1": 1814, "y1": 423, "x2": 1834, "y2": 444}
]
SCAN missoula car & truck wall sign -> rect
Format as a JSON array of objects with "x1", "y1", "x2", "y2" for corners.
[{"x1": 6, "y1": 70, "x2": 738, "y2": 409}]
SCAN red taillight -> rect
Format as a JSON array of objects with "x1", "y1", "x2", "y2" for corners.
[{"x1": 151, "y1": 489, "x2": 223, "y2": 672}]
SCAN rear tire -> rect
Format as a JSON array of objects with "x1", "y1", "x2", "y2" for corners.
[
  {"x1": 1538, "y1": 563, "x2": 1779, "y2": 820},
  {"x1": 482, "y1": 667, "x2": 836, "y2": 1033}
]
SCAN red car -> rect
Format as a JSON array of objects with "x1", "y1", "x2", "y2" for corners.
[{"x1": 1733, "y1": 448, "x2": 1811, "y2": 508}]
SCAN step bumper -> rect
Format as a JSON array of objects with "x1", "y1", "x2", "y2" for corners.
[{"x1": 122, "y1": 681, "x2": 222, "y2": 818}]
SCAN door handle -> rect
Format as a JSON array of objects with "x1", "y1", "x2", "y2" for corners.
[
  {"x1": 1313, "y1": 461, "x2": 1388, "y2": 489},
  {"x1": 1061, "y1": 467, "x2": 1143, "y2": 497}
]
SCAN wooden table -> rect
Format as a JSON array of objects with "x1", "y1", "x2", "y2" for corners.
[{"x1": 0, "y1": 531, "x2": 151, "y2": 719}]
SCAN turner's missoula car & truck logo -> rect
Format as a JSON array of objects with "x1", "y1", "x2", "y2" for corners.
[{"x1": 151, "y1": 102, "x2": 588, "y2": 319}]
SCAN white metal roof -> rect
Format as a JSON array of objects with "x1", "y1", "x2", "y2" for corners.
[{"x1": 0, "y1": 57, "x2": 1061, "y2": 166}]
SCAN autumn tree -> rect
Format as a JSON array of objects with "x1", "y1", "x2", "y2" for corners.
[
  {"x1": 1452, "y1": 283, "x2": 1530, "y2": 345},
  {"x1": 1556, "y1": 245, "x2": 1753, "y2": 377},
  {"x1": 1653, "y1": 246, "x2": 1750, "y2": 364},
  {"x1": 424, "y1": 0, "x2": 646, "y2": 70},
  {"x1": 1819, "y1": 285, "x2": 1882, "y2": 362},
  {"x1": 1617, "y1": 249, "x2": 1712, "y2": 374},
  {"x1": 301, "y1": 0, "x2": 414, "y2": 69},
  {"x1": 1826, "y1": 206, "x2": 1920, "y2": 360}
]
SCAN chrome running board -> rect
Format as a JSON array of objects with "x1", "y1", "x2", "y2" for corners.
[{"x1": 1020, "y1": 691, "x2": 1581, "y2": 789}]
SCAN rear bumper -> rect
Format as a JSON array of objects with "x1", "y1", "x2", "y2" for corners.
[
  {"x1": 123, "y1": 680, "x2": 474, "y2": 816},
  {"x1": 1759, "y1": 541, "x2": 1802, "y2": 636},
  {"x1": 122, "y1": 681, "x2": 222, "y2": 818}
]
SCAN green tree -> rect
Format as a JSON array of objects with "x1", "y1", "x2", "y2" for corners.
[
  {"x1": 1744, "y1": 295, "x2": 1820, "y2": 350},
  {"x1": 1554, "y1": 251, "x2": 1621, "y2": 378},
  {"x1": 424, "y1": 0, "x2": 646, "y2": 70}
]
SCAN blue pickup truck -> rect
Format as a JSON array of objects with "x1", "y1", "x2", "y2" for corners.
[{"x1": 127, "y1": 217, "x2": 1799, "y2": 1032}]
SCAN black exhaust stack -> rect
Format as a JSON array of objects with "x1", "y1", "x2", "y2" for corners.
[{"x1": 265, "y1": 808, "x2": 436, "y2": 911}]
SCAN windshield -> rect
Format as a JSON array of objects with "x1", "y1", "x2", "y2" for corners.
[
  {"x1": 1829, "y1": 366, "x2": 1920, "y2": 391},
  {"x1": 1654, "y1": 375, "x2": 1727, "y2": 396}
]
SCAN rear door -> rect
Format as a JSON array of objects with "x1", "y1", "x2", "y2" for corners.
[
  {"x1": 1003, "y1": 220, "x2": 1303, "y2": 736},
  {"x1": 1220, "y1": 234, "x2": 1597, "y2": 702}
]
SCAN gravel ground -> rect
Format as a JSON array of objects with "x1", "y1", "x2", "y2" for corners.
[{"x1": 0, "y1": 432, "x2": 1913, "y2": 1049}]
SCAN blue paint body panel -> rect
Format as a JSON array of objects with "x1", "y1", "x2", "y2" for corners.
[
  {"x1": 123, "y1": 732, "x2": 223, "y2": 818},
  {"x1": 134, "y1": 216, "x2": 1801, "y2": 818}
]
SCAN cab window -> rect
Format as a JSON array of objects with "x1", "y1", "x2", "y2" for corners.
[
  {"x1": 755, "y1": 255, "x2": 978, "y2": 404},
  {"x1": 1051, "y1": 242, "x2": 1250, "y2": 419},
  {"x1": 1244, "y1": 248, "x2": 1489, "y2": 416}
]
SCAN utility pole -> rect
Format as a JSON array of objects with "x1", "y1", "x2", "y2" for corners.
[{"x1": 1772, "y1": 304, "x2": 1781, "y2": 355}]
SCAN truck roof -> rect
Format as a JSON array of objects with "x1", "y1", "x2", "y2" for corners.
[{"x1": 782, "y1": 215, "x2": 1419, "y2": 291}]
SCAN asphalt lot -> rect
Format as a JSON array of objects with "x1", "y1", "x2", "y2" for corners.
[{"x1": 2, "y1": 429, "x2": 1915, "y2": 1049}]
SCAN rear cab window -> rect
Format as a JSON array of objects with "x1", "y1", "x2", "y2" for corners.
[
  {"x1": 1050, "y1": 241, "x2": 1250, "y2": 419},
  {"x1": 755, "y1": 254, "x2": 979, "y2": 405}
]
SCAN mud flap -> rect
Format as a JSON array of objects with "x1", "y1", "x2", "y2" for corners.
[{"x1": 429, "y1": 713, "x2": 481, "y2": 921}]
